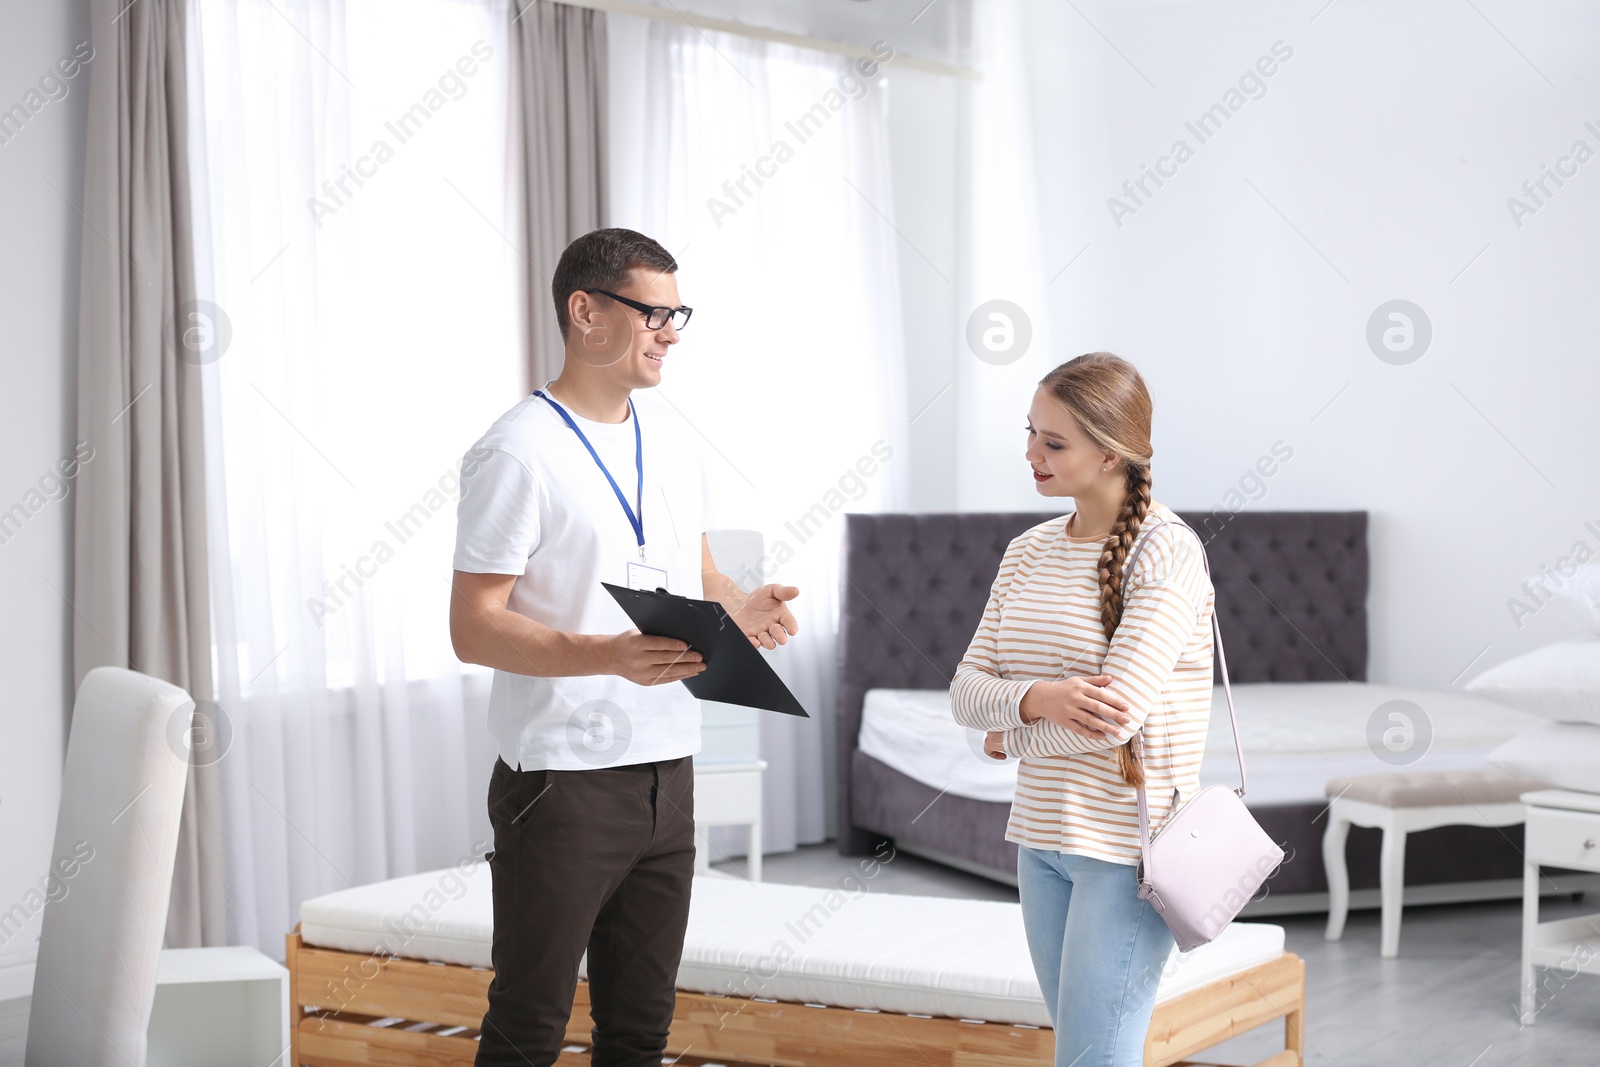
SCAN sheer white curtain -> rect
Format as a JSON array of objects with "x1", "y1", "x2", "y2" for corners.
[
  {"x1": 187, "y1": 0, "x2": 518, "y2": 956},
  {"x1": 957, "y1": 0, "x2": 1054, "y2": 508},
  {"x1": 622, "y1": 21, "x2": 911, "y2": 851}
]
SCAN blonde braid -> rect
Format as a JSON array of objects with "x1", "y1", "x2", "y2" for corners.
[{"x1": 1098, "y1": 463, "x2": 1153, "y2": 787}]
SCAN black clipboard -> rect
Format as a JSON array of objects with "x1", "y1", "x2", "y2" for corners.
[{"x1": 602, "y1": 582, "x2": 810, "y2": 717}]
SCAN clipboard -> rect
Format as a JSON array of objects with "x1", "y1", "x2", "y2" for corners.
[{"x1": 602, "y1": 582, "x2": 810, "y2": 718}]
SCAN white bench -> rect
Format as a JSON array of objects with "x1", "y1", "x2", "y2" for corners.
[{"x1": 1322, "y1": 767, "x2": 1545, "y2": 958}]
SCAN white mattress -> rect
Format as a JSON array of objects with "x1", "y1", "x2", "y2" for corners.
[
  {"x1": 299, "y1": 867, "x2": 1284, "y2": 1026},
  {"x1": 859, "y1": 682, "x2": 1541, "y2": 806}
]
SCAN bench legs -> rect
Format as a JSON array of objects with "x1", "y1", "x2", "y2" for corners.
[
  {"x1": 1322, "y1": 812, "x2": 1351, "y2": 943},
  {"x1": 1322, "y1": 803, "x2": 1406, "y2": 957},
  {"x1": 1378, "y1": 823, "x2": 1407, "y2": 958}
]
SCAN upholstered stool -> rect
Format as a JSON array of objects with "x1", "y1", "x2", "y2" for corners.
[{"x1": 1321, "y1": 768, "x2": 1546, "y2": 958}]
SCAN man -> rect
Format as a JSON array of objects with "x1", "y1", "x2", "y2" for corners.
[{"x1": 450, "y1": 227, "x2": 799, "y2": 1066}]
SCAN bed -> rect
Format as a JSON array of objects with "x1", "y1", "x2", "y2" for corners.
[
  {"x1": 286, "y1": 863, "x2": 1305, "y2": 1065},
  {"x1": 858, "y1": 681, "x2": 1543, "y2": 809},
  {"x1": 836, "y1": 510, "x2": 1558, "y2": 906}
]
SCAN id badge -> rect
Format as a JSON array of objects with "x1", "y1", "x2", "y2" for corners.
[{"x1": 627, "y1": 560, "x2": 668, "y2": 592}]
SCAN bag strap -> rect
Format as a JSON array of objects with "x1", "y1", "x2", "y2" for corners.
[{"x1": 1117, "y1": 517, "x2": 1246, "y2": 890}]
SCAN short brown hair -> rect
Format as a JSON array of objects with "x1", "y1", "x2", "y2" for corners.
[{"x1": 551, "y1": 228, "x2": 678, "y2": 339}]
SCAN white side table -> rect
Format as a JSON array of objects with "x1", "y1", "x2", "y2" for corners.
[
  {"x1": 694, "y1": 759, "x2": 766, "y2": 882},
  {"x1": 148, "y1": 945, "x2": 289, "y2": 1066},
  {"x1": 1521, "y1": 789, "x2": 1600, "y2": 1025}
]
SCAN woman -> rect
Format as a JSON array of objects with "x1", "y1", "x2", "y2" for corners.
[{"x1": 950, "y1": 353, "x2": 1216, "y2": 1067}]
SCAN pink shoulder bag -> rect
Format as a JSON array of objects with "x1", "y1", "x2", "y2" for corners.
[{"x1": 1121, "y1": 519, "x2": 1284, "y2": 952}]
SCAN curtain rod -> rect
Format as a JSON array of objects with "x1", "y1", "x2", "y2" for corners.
[{"x1": 551, "y1": 0, "x2": 981, "y2": 81}]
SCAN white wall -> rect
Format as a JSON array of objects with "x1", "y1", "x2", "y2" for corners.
[
  {"x1": 950, "y1": 0, "x2": 1600, "y2": 687},
  {"x1": 0, "y1": 0, "x2": 90, "y2": 998}
]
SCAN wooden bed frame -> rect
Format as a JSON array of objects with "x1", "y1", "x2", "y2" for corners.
[{"x1": 286, "y1": 927, "x2": 1305, "y2": 1066}]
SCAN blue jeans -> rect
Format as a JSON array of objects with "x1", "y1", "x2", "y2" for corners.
[{"x1": 1017, "y1": 846, "x2": 1176, "y2": 1067}]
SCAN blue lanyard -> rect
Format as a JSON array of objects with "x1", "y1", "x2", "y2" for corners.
[{"x1": 533, "y1": 390, "x2": 646, "y2": 558}]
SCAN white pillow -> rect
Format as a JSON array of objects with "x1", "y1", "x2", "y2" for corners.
[
  {"x1": 1548, "y1": 561, "x2": 1600, "y2": 635},
  {"x1": 1465, "y1": 640, "x2": 1600, "y2": 724},
  {"x1": 1488, "y1": 722, "x2": 1600, "y2": 795}
]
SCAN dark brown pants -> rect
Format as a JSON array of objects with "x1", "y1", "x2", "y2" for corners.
[{"x1": 474, "y1": 754, "x2": 696, "y2": 1067}]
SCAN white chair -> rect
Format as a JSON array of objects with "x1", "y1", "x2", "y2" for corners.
[
  {"x1": 1322, "y1": 767, "x2": 1543, "y2": 958},
  {"x1": 25, "y1": 668, "x2": 195, "y2": 1067}
]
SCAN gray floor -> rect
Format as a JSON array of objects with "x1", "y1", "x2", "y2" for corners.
[{"x1": 2, "y1": 845, "x2": 1595, "y2": 1066}]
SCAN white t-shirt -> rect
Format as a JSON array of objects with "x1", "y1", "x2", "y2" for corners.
[{"x1": 453, "y1": 386, "x2": 711, "y2": 771}]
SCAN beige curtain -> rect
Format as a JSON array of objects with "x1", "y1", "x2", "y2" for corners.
[
  {"x1": 73, "y1": 0, "x2": 224, "y2": 949},
  {"x1": 512, "y1": 0, "x2": 610, "y2": 388}
]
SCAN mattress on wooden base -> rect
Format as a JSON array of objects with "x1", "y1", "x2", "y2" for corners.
[{"x1": 298, "y1": 865, "x2": 1285, "y2": 1028}]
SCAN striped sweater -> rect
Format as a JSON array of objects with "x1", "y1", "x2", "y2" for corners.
[{"x1": 949, "y1": 501, "x2": 1216, "y2": 864}]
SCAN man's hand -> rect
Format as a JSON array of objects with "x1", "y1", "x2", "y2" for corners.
[
  {"x1": 983, "y1": 730, "x2": 1008, "y2": 760},
  {"x1": 729, "y1": 583, "x2": 800, "y2": 650},
  {"x1": 451, "y1": 570, "x2": 707, "y2": 685},
  {"x1": 606, "y1": 630, "x2": 706, "y2": 686},
  {"x1": 1019, "y1": 674, "x2": 1133, "y2": 742}
]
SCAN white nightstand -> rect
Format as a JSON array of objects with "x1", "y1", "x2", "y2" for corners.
[
  {"x1": 694, "y1": 759, "x2": 766, "y2": 882},
  {"x1": 1520, "y1": 789, "x2": 1600, "y2": 1025},
  {"x1": 148, "y1": 945, "x2": 289, "y2": 1065}
]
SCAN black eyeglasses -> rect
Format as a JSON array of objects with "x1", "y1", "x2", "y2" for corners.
[{"x1": 591, "y1": 289, "x2": 693, "y2": 332}]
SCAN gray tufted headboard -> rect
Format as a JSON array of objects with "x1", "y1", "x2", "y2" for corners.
[{"x1": 835, "y1": 510, "x2": 1369, "y2": 855}]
